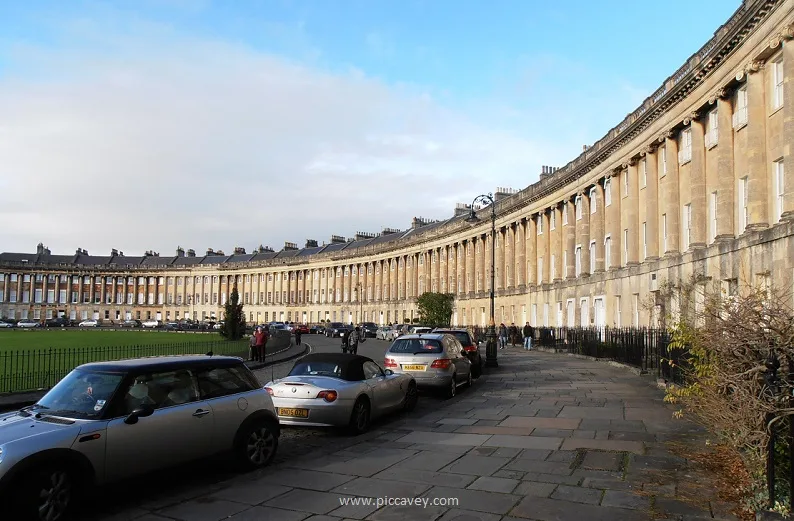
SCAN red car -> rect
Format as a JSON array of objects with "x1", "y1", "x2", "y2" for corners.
[{"x1": 295, "y1": 324, "x2": 310, "y2": 334}]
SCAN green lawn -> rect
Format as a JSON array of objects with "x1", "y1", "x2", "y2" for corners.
[
  {"x1": 0, "y1": 329, "x2": 231, "y2": 351},
  {"x1": 0, "y1": 330, "x2": 249, "y2": 394}
]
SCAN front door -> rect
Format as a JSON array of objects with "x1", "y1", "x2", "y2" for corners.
[
  {"x1": 104, "y1": 369, "x2": 213, "y2": 482},
  {"x1": 580, "y1": 298, "x2": 589, "y2": 327},
  {"x1": 594, "y1": 298, "x2": 605, "y2": 328}
]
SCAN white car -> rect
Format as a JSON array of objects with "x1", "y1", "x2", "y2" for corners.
[
  {"x1": 78, "y1": 320, "x2": 98, "y2": 327},
  {"x1": 0, "y1": 322, "x2": 12, "y2": 328},
  {"x1": 142, "y1": 320, "x2": 160, "y2": 328},
  {"x1": 16, "y1": 320, "x2": 40, "y2": 328}
]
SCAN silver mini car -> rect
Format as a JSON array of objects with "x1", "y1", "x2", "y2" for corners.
[
  {"x1": 384, "y1": 333, "x2": 473, "y2": 398},
  {"x1": 265, "y1": 353, "x2": 417, "y2": 434},
  {"x1": 0, "y1": 355, "x2": 280, "y2": 521}
]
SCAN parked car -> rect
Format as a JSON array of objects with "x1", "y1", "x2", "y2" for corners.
[
  {"x1": 44, "y1": 317, "x2": 73, "y2": 328},
  {"x1": 410, "y1": 326, "x2": 432, "y2": 335},
  {"x1": 384, "y1": 333, "x2": 473, "y2": 398},
  {"x1": 78, "y1": 319, "x2": 98, "y2": 327},
  {"x1": 324, "y1": 322, "x2": 346, "y2": 338},
  {"x1": 0, "y1": 321, "x2": 13, "y2": 328},
  {"x1": 359, "y1": 322, "x2": 377, "y2": 338},
  {"x1": 294, "y1": 324, "x2": 310, "y2": 334},
  {"x1": 141, "y1": 319, "x2": 160, "y2": 328},
  {"x1": 0, "y1": 355, "x2": 280, "y2": 521},
  {"x1": 432, "y1": 328, "x2": 483, "y2": 377},
  {"x1": 309, "y1": 324, "x2": 325, "y2": 334},
  {"x1": 16, "y1": 320, "x2": 40, "y2": 328},
  {"x1": 265, "y1": 352, "x2": 417, "y2": 434},
  {"x1": 119, "y1": 320, "x2": 142, "y2": 328},
  {"x1": 376, "y1": 326, "x2": 390, "y2": 340}
]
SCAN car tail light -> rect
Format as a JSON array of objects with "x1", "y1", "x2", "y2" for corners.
[
  {"x1": 317, "y1": 390, "x2": 338, "y2": 402},
  {"x1": 264, "y1": 387, "x2": 273, "y2": 395},
  {"x1": 463, "y1": 345, "x2": 477, "y2": 352},
  {"x1": 384, "y1": 357, "x2": 397, "y2": 368},
  {"x1": 431, "y1": 359, "x2": 452, "y2": 369}
]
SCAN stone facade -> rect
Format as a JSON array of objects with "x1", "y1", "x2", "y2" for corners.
[{"x1": 2, "y1": 0, "x2": 794, "y2": 328}]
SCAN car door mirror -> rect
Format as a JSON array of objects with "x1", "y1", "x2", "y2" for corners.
[
  {"x1": 124, "y1": 404, "x2": 155, "y2": 424},
  {"x1": 384, "y1": 369, "x2": 394, "y2": 376}
]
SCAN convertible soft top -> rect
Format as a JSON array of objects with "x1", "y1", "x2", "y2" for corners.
[{"x1": 289, "y1": 353, "x2": 374, "y2": 381}]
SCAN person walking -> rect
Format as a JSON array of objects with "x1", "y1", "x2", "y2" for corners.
[
  {"x1": 295, "y1": 328, "x2": 302, "y2": 346},
  {"x1": 249, "y1": 330, "x2": 258, "y2": 361},
  {"x1": 498, "y1": 323, "x2": 508, "y2": 350},
  {"x1": 523, "y1": 322, "x2": 533, "y2": 350},
  {"x1": 347, "y1": 326, "x2": 366, "y2": 355},
  {"x1": 254, "y1": 326, "x2": 266, "y2": 362},
  {"x1": 509, "y1": 323, "x2": 518, "y2": 346}
]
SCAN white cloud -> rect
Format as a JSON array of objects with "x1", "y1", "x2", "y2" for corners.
[{"x1": 0, "y1": 21, "x2": 548, "y2": 256}]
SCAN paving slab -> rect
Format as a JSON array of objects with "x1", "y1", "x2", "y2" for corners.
[
  {"x1": 394, "y1": 450, "x2": 463, "y2": 471},
  {"x1": 560, "y1": 438, "x2": 644, "y2": 454},
  {"x1": 394, "y1": 431, "x2": 492, "y2": 446},
  {"x1": 440, "y1": 455, "x2": 511, "y2": 476},
  {"x1": 209, "y1": 481, "x2": 293, "y2": 504},
  {"x1": 482, "y1": 434, "x2": 562, "y2": 450},
  {"x1": 227, "y1": 507, "x2": 310, "y2": 521},
  {"x1": 265, "y1": 489, "x2": 354, "y2": 515},
  {"x1": 509, "y1": 495, "x2": 650, "y2": 521},
  {"x1": 157, "y1": 498, "x2": 249, "y2": 521},
  {"x1": 422, "y1": 486, "x2": 521, "y2": 515},
  {"x1": 372, "y1": 467, "x2": 478, "y2": 488},
  {"x1": 466, "y1": 476, "x2": 519, "y2": 493},
  {"x1": 330, "y1": 477, "x2": 430, "y2": 499},
  {"x1": 436, "y1": 509, "x2": 502, "y2": 521}
]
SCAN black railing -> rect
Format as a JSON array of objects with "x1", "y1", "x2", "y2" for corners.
[
  {"x1": 0, "y1": 340, "x2": 248, "y2": 394},
  {"x1": 529, "y1": 327, "x2": 687, "y2": 384}
]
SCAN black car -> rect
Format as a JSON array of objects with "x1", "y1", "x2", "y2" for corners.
[
  {"x1": 432, "y1": 328, "x2": 483, "y2": 377},
  {"x1": 359, "y1": 322, "x2": 377, "y2": 338},
  {"x1": 44, "y1": 317, "x2": 74, "y2": 327},
  {"x1": 119, "y1": 319, "x2": 142, "y2": 328},
  {"x1": 325, "y1": 322, "x2": 347, "y2": 337}
]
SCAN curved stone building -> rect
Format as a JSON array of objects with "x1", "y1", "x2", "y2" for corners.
[{"x1": 2, "y1": 0, "x2": 793, "y2": 328}]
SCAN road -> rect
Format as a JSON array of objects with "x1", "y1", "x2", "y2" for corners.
[{"x1": 86, "y1": 333, "x2": 444, "y2": 520}]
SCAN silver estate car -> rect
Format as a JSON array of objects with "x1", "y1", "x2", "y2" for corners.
[
  {"x1": 0, "y1": 355, "x2": 280, "y2": 521},
  {"x1": 384, "y1": 333, "x2": 473, "y2": 398}
]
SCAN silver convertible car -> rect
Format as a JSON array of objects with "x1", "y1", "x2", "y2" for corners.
[
  {"x1": 0, "y1": 355, "x2": 280, "y2": 521},
  {"x1": 265, "y1": 353, "x2": 417, "y2": 434}
]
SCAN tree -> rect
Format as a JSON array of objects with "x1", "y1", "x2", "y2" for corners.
[
  {"x1": 416, "y1": 292, "x2": 455, "y2": 327},
  {"x1": 220, "y1": 283, "x2": 246, "y2": 340}
]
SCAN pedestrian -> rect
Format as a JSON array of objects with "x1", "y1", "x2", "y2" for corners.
[
  {"x1": 249, "y1": 330, "x2": 257, "y2": 361},
  {"x1": 295, "y1": 328, "x2": 302, "y2": 346},
  {"x1": 254, "y1": 327, "x2": 266, "y2": 362},
  {"x1": 261, "y1": 326, "x2": 270, "y2": 360},
  {"x1": 523, "y1": 322, "x2": 533, "y2": 350},
  {"x1": 347, "y1": 326, "x2": 366, "y2": 355},
  {"x1": 509, "y1": 323, "x2": 518, "y2": 346},
  {"x1": 498, "y1": 323, "x2": 508, "y2": 349}
]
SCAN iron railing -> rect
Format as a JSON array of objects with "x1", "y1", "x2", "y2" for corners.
[{"x1": 0, "y1": 339, "x2": 248, "y2": 394}]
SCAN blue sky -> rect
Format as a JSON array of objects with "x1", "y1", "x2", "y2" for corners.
[{"x1": 0, "y1": 0, "x2": 741, "y2": 255}]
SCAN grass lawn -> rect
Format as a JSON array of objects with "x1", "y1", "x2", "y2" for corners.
[
  {"x1": 0, "y1": 330, "x2": 249, "y2": 394},
  {"x1": 0, "y1": 329, "x2": 231, "y2": 351}
]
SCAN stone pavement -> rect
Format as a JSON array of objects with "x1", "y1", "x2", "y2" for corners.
[{"x1": 97, "y1": 348, "x2": 740, "y2": 521}]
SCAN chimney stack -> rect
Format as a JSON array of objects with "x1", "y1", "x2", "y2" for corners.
[
  {"x1": 206, "y1": 248, "x2": 214, "y2": 256},
  {"x1": 187, "y1": 249, "x2": 196, "y2": 257},
  {"x1": 111, "y1": 248, "x2": 118, "y2": 256},
  {"x1": 234, "y1": 247, "x2": 246, "y2": 254},
  {"x1": 305, "y1": 239, "x2": 318, "y2": 248},
  {"x1": 176, "y1": 247, "x2": 185, "y2": 257}
]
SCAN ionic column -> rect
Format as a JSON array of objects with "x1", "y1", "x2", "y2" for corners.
[
  {"x1": 686, "y1": 111, "x2": 707, "y2": 248},
  {"x1": 605, "y1": 175, "x2": 621, "y2": 269},
  {"x1": 591, "y1": 182, "x2": 605, "y2": 272},
  {"x1": 661, "y1": 131, "x2": 681, "y2": 253},
  {"x1": 782, "y1": 31, "x2": 794, "y2": 220},
  {"x1": 516, "y1": 220, "x2": 526, "y2": 286},
  {"x1": 713, "y1": 89, "x2": 736, "y2": 237},
  {"x1": 745, "y1": 60, "x2": 769, "y2": 230},
  {"x1": 564, "y1": 197, "x2": 576, "y2": 278},
  {"x1": 526, "y1": 218, "x2": 536, "y2": 285},
  {"x1": 642, "y1": 144, "x2": 660, "y2": 258},
  {"x1": 505, "y1": 225, "x2": 514, "y2": 288}
]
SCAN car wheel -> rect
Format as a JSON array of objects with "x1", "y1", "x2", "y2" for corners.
[
  {"x1": 13, "y1": 465, "x2": 76, "y2": 521},
  {"x1": 402, "y1": 381, "x2": 418, "y2": 412},
  {"x1": 348, "y1": 397, "x2": 371, "y2": 434},
  {"x1": 236, "y1": 419, "x2": 279, "y2": 470},
  {"x1": 446, "y1": 374, "x2": 457, "y2": 399}
]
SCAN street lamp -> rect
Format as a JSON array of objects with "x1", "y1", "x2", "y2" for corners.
[
  {"x1": 465, "y1": 193, "x2": 498, "y2": 368},
  {"x1": 355, "y1": 282, "x2": 363, "y2": 323}
]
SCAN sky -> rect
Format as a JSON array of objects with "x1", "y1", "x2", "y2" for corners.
[{"x1": 0, "y1": 0, "x2": 741, "y2": 257}]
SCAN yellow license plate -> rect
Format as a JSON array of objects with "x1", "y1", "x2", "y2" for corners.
[
  {"x1": 278, "y1": 408, "x2": 309, "y2": 418},
  {"x1": 403, "y1": 364, "x2": 426, "y2": 371}
]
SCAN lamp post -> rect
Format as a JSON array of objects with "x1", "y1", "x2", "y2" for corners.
[
  {"x1": 465, "y1": 193, "x2": 498, "y2": 368},
  {"x1": 356, "y1": 282, "x2": 363, "y2": 323}
]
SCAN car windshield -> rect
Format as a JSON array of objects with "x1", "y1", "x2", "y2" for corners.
[
  {"x1": 36, "y1": 369, "x2": 125, "y2": 419},
  {"x1": 288, "y1": 361, "x2": 342, "y2": 378},
  {"x1": 389, "y1": 338, "x2": 443, "y2": 354}
]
